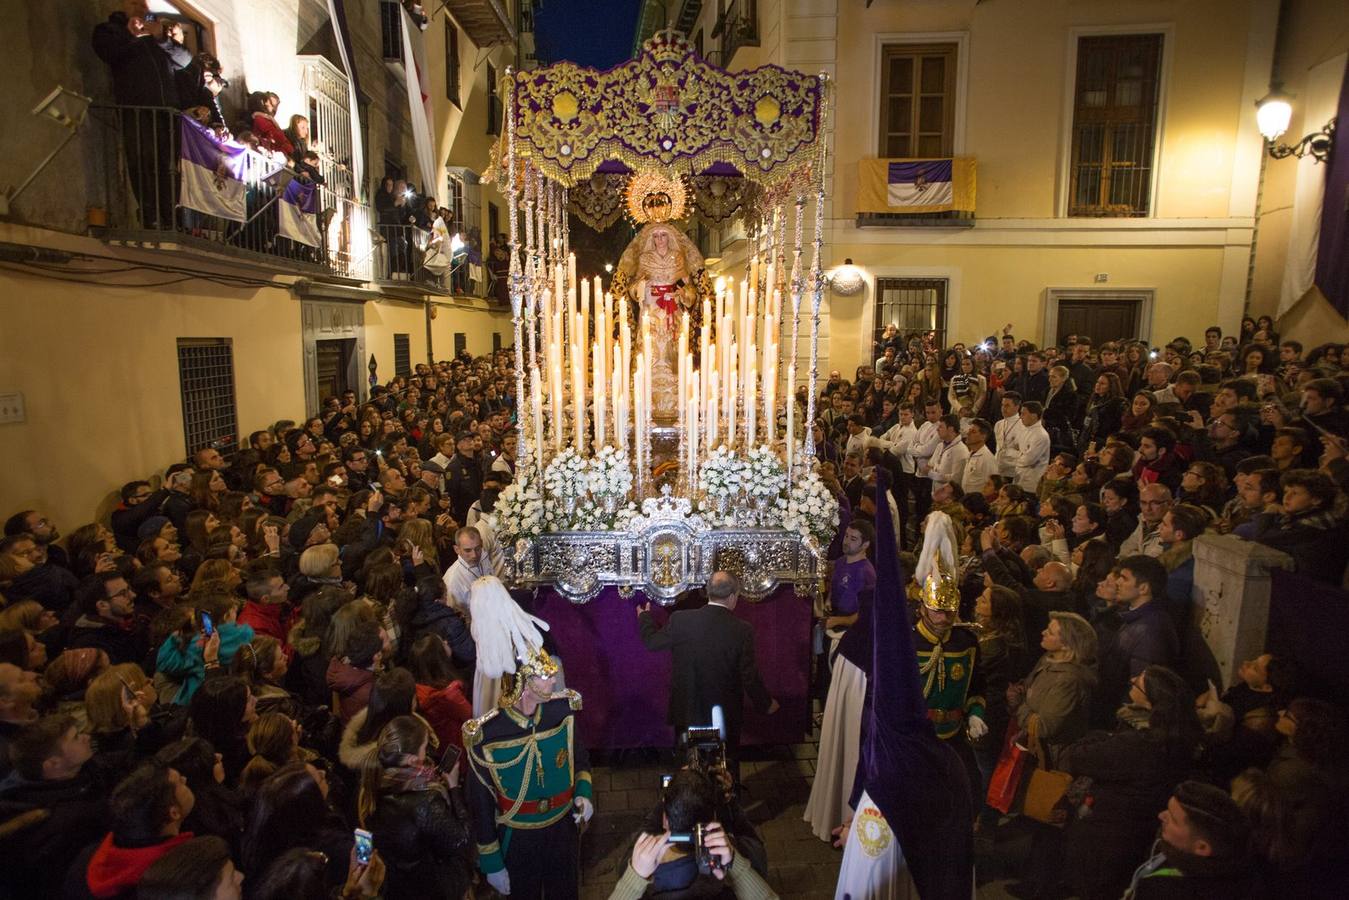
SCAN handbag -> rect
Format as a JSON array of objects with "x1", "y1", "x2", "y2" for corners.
[
  {"x1": 1020, "y1": 714, "x2": 1073, "y2": 826},
  {"x1": 985, "y1": 720, "x2": 1029, "y2": 814}
]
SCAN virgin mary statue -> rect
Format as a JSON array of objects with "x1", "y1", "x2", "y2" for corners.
[{"x1": 612, "y1": 221, "x2": 711, "y2": 420}]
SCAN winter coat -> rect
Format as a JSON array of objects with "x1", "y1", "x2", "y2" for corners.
[
  {"x1": 326, "y1": 658, "x2": 375, "y2": 725},
  {"x1": 1077, "y1": 395, "x2": 1125, "y2": 456},
  {"x1": 0, "y1": 769, "x2": 109, "y2": 898},
  {"x1": 90, "y1": 13, "x2": 194, "y2": 107},
  {"x1": 154, "y1": 622, "x2": 254, "y2": 705},
  {"x1": 415, "y1": 681, "x2": 473, "y2": 757},
  {"x1": 237, "y1": 600, "x2": 294, "y2": 651},
  {"x1": 110, "y1": 490, "x2": 168, "y2": 552},
  {"x1": 1016, "y1": 655, "x2": 1097, "y2": 765},
  {"x1": 407, "y1": 597, "x2": 477, "y2": 669},
  {"x1": 1247, "y1": 508, "x2": 1348, "y2": 584},
  {"x1": 1060, "y1": 726, "x2": 1196, "y2": 900},
  {"x1": 68, "y1": 616, "x2": 142, "y2": 666},
  {"x1": 365, "y1": 784, "x2": 473, "y2": 900}
]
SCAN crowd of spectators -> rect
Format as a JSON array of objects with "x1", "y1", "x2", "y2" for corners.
[
  {"x1": 4, "y1": 305, "x2": 1348, "y2": 898},
  {"x1": 0, "y1": 350, "x2": 537, "y2": 899},
  {"x1": 808, "y1": 319, "x2": 1349, "y2": 898}
]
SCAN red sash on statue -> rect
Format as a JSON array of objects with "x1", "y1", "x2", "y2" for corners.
[{"x1": 650, "y1": 282, "x2": 679, "y2": 321}]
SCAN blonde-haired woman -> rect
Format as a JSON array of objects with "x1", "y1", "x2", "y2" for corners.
[
  {"x1": 1008, "y1": 611, "x2": 1097, "y2": 766},
  {"x1": 396, "y1": 518, "x2": 439, "y2": 571}
]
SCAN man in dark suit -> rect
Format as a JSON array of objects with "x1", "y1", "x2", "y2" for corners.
[{"x1": 637, "y1": 571, "x2": 778, "y2": 779}]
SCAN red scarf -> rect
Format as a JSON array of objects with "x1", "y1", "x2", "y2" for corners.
[{"x1": 86, "y1": 832, "x2": 194, "y2": 898}]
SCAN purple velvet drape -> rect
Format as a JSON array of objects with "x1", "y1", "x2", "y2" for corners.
[
  {"x1": 534, "y1": 585, "x2": 812, "y2": 749},
  {"x1": 1314, "y1": 58, "x2": 1349, "y2": 319}
]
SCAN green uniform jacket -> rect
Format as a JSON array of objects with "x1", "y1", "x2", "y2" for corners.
[
  {"x1": 914, "y1": 618, "x2": 986, "y2": 740},
  {"x1": 463, "y1": 690, "x2": 593, "y2": 874}
]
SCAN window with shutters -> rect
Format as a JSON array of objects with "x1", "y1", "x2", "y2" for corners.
[
  {"x1": 878, "y1": 43, "x2": 957, "y2": 158},
  {"x1": 177, "y1": 339, "x2": 238, "y2": 459},
  {"x1": 1068, "y1": 34, "x2": 1164, "y2": 217},
  {"x1": 299, "y1": 57, "x2": 355, "y2": 199},
  {"x1": 446, "y1": 19, "x2": 461, "y2": 107},
  {"x1": 394, "y1": 334, "x2": 411, "y2": 376}
]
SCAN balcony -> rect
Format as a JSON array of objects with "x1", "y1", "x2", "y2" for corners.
[
  {"x1": 94, "y1": 105, "x2": 373, "y2": 281},
  {"x1": 713, "y1": 0, "x2": 758, "y2": 66},
  {"x1": 854, "y1": 157, "x2": 977, "y2": 228},
  {"x1": 441, "y1": 0, "x2": 516, "y2": 46}
]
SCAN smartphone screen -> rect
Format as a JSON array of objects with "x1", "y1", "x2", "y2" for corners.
[
  {"x1": 439, "y1": 743, "x2": 461, "y2": 773},
  {"x1": 354, "y1": 828, "x2": 374, "y2": 864},
  {"x1": 201, "y1": 612, "x2": 215, "y2": 637}
]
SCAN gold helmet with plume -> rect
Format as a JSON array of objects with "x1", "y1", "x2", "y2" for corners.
[{"x1": 498, "y1": 645, "x2": 560, "y2": 707}]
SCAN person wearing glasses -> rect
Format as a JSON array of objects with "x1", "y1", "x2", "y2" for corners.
[
  {"x1": 1118, "y1": 484, "x2": 1172, "y2": 559},
  {"x1": 67, "y1": 572, "x2": 143, "y2": 665}
]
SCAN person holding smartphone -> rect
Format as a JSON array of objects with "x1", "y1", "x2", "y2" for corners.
[{"x1": 357, "y1": 715, "x2": 471, "y2": 899}]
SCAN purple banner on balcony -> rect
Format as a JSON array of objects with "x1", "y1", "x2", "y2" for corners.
[
  {"x1": 178, "y1": 116, "x2": 247, "y2": 222},
  {"x1": 1315, "y1": 58, "x2": 1349, "y2": 319},
  {"x1": 279, "y1": 177, "x2": 321, "y2": 248}
]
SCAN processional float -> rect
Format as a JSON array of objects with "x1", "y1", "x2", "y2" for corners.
[{"x1": 487, "y1": 32, "x2": 838, "y2": 603}]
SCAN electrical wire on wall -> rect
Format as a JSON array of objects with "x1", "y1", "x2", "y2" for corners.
[{"x1": 0, "y1": 240, "x2": 287, "y2": 291}]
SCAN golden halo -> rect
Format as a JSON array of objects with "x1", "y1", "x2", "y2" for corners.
[{"x1": 625, "y1": 170, "x2": 688, "y2": 224}]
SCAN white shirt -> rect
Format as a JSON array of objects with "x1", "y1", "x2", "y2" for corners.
[
  {"x1": 909, "y1": 420, "x2": 942, "y2": 478},
  {"x1": 961, "y1": 444, "x2": 997, "y2": 496},
  {"x1": 927, "y1": 436, "x2": 970, "y2": 494},
  {"x1": 844, "y1": 426, "x2": 872, "y2": 460},
  {"x1": 994, "y1": 415, "x2": 1027, "y2": 477},
  {"x1": 443, "y1": 557, "x2": 491, "y2": 612},
  {"x1": 1014, "y1": 421, "x2": 1052, "y2": 492},
  {"x1": 871, "y1": 421, "x2": 918, "y2": 472}
]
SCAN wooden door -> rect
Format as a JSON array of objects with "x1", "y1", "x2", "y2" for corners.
[{"x1": 1055, "y1": 298, "x2": 1139, "y2": 346}]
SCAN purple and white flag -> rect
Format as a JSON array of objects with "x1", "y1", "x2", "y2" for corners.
[
  {"x1": 278, "y1": 178, "x2": 322, "y2": 247},
  {"x1": 178, "y1": 117, "x2": 247, "y2": 221}
]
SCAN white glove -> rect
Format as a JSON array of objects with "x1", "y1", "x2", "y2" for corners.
[
  {"x1": 967, "y1": 714, "x2": 988, "y2": 740},
  {"x1": 486, "y1": 869, "x2": 511, "y2": 895},
  {"x1": 573, "y1": 795, "x2": 594, "y2": 824}
]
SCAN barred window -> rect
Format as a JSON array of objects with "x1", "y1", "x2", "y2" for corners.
[
  {"x1": 177, "y1": 339, "x2": 238, "y2": 459},
  {"x1": 874, "y1": 278, "x2": 948, "y2": 354},
  {"x1": 1068, "y1": 34, "x2": 1164, "y2": 217},
  {"x1": 380, "y1": 0, "x2": 402, "y2": 61},
  {"x1": 300, "y1": 58, "x2": 356, "y2": 199},
  {"x1": 394, "y1": 333, "x2": 411, "y2": 376}
]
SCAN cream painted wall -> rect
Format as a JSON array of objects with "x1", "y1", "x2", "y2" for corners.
[
  {"x1": 829, "y1": 242, "x2": 1227, "y2": 372},
  {"x1": 0, "y1": 226, "x2": 306, "y2": 526}
]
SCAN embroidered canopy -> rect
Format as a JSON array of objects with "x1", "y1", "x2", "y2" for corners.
[{"x1": 508, "y1": 31, "x2": 824, "y2": 188}]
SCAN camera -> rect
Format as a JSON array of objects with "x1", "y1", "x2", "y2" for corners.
[
  {"x1": 681, "y1": 724, "x2": 727, "y2": 775},
  {"x1": 666, "y1": 823, "x2": 724, "y2": 876}
]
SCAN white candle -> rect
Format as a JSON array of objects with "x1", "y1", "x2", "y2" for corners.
[
  {"x1": 613, "y1": 345, "x2": 624, "y2": 453},
  {"x1": 708, "y1": 369, "x2": 719, "y2": 449},
  {"x1": 746, "y1": 361, "x2": 757, "y2": 448},
  {"x1": 551, "y1": 342, "x2": 564, "y2": 453},
  {"x1": 593, "y1": 340, "x2": 605, "y2": 449},
  {"x1": 785, "y1": 363, "x2": 795, "y2": 475},
  {"x1": 728, "y1": 366, "x2": 738, "y2": 448},
  {"x1": 531, "y1": 368, "x2": 544, "y2": 472}
]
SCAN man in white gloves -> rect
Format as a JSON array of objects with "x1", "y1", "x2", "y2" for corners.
[
  {"x1": 912, "y1": 510, "x2": 989, "y2": 808},
  {"x1": 463, "y1": 645, "x2": 593, "y2": 898}
]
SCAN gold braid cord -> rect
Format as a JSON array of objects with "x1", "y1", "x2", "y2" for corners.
[{"x1": 507, "y1": 32, "x2": 823, "y2": 188}]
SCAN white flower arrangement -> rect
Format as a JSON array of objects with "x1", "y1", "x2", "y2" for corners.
[
  {"x1": 743, "y1": 444, "x2": 785, "y2": 500},
  {"x1": 542, "y1": 448, "x2": 591, "y2": 499},
  {"x1": 587, "y1": 445, "x2": 634, "y2": 499},
  {"x1": 784, "y1": 469, "x2": 840, "y2": 545},
  {"x1": 698, "y1": 445, "x2": 746, "y2": 500},
  {"x1": 489, "y1": 464, "x2": 544, "y2": 542}
]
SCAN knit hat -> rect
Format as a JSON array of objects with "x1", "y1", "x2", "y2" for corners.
[
  {"x1": 137, "y1": 516, "x2": 171, "y2": 541},
  {"x1": 289, "y1": 512, "x2": 325, "y2": 549}
]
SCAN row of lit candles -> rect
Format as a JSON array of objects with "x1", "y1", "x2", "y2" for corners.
[{"x1": 527, "y1": 254, "x2": 800, "y2": 484}]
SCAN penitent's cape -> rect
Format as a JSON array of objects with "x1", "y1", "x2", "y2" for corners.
[{"x1": 843, "y1": 470, "x2": 974, "y2": 899}]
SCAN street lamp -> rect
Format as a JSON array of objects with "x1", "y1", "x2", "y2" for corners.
[{"x1": 1256, "y1": 85, "x2": 1337, "y2": 163}]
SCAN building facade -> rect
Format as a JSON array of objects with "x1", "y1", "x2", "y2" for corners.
[
  {"x1": 672, "y1": 0, "x2": 1346, "y2": 380},
  {"x1": 0, "y1": 0, "x2": 518, "y2": 525}
]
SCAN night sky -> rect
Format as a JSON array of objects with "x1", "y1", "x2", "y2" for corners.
[{"x1": 533, "y1": 0, "x2": 643, "y2": 68}]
